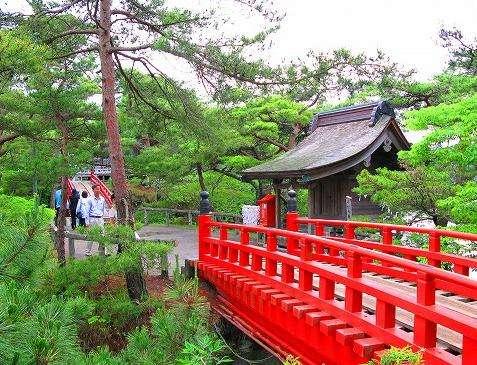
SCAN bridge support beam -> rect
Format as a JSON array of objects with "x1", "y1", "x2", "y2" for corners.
[{"x1": 198, "y1": 261, "x2": 367, "y2": 365}]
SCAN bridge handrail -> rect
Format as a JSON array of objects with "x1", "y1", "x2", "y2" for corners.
[
  {"x1": 294, "y1": 216, "x2": 477, "y2": 275},
  {"x1": 199, "y1": 216, "x2": 477, "y2": 363},
  {"x1": 327, "y1": 236, "x2": 477, "y2": 268},
  {"x1": 204, "y1": 220, "x2": 477, "y2": 294},
  {"x1": 296, "y1": 217, "x2": 477, "y2": 241}
]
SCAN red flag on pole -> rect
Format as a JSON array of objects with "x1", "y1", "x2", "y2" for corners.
[{"x1": 89, "y1": 170, "x2": 113, "y2": 207}]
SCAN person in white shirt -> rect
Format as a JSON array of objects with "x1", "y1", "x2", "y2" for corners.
[
  {"x1": 85, "y1": 185, "x2": 107, "y2": 256},
  {"x1": 76, "y1": 191, "x2": 90, "y2": 227}
]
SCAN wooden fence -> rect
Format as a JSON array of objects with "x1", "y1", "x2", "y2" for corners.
[{"x1": 141, "y1": 207, "x2": 242, "y2": 226}]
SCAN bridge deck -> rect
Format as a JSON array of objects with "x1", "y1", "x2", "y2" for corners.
[{"x1": 295, "y1": 262, "x2": 476, "y2": 351}]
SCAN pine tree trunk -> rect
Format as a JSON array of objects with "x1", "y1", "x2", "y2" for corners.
[
  {"x1": 99, "y1": 0, "x2": 147, "y2": 301},
  {"x1": 288, "y1": 123, "x2": 302, "y2": 149},
  {"x1": 98, "y1": 0, "x2": 129, "y2": 224},
  {"x1": 196, "y1": 163, "x2": 206, "y2": 191},
  {"x1": 56, "y1": 119, "x2": 68, "y2": 266}
]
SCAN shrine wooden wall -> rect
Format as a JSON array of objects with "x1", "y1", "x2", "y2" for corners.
[{"x1": 307, "y1": 147, "x2": 399, "y2": 220}]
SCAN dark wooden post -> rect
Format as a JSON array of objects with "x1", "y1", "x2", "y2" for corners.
[
  {"x1": 198, "y1": 191, "x2": 212, "y2": 260},
  {"x1": 286, "y1": 189, "x2": 299, "y2": 253},
  {"x1": 143, "y1": 207, "x2": 148, "y2": 225}
]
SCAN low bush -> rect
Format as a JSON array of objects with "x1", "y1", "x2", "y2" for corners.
[{"x1": 0, "y1": 196, "x2": 231, "y2": 364}]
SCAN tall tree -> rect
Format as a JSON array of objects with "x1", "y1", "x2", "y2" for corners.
[
  {"x1": 4, "y1": 0, "x2": 287, "y2": 299},
  {"x1": 440, "y1": 27, "x2": 477, "y2": 75},
  {"x1": 355, "y1": 88, "x2": 477, "y2": 229},
  {"x1": 1, "y1": 27, "x2": 102, "y2": 263}
]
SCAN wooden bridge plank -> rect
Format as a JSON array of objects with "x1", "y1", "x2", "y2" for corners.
[{"x1": 274, "y1": 260, "x2": 468, "y2": 350}]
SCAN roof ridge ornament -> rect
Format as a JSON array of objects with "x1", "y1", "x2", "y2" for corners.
[
  {"x1": 309, "y1": 114, "x2": 319, "y2": 134},
  {"x1": 369, "y1": 101, "x2": 395, "y2": 127}
]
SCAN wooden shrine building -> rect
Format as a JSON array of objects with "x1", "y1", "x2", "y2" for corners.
[{"x1": 241, "y1": 101, "x2": 410, "y2": 226}]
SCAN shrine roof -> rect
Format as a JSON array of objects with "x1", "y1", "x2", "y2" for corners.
[{"x1": 242, "y1": 101, "x2": 410, "y2": 181}]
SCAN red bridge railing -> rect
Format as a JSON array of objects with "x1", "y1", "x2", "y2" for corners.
[
  {"x1": 196, "y1": 191, "x2": 477, "y2": 365},
  {"x1": 293, "y1": 215, "x2": 477, "y2": 277}
]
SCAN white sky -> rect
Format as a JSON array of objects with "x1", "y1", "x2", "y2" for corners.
[
  {"x1": 5, "y1": 0, "x2": 477, "y2": 81},
  {"x1": 268, "y1": 0, "x2": 477, "y2": 80}
]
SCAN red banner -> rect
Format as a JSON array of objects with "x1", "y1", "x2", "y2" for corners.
[{"x1": 89, "y1": 170, "x2": 113, "y2": 207}]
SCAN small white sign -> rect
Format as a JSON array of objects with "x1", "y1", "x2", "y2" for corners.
[{"x1": 242, "y1": 205, "x2": 260, "y2": 226}]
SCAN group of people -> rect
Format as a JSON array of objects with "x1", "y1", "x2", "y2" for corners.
[{"x1": 54, "y1": 184, "x2": 116, "y2": 256}]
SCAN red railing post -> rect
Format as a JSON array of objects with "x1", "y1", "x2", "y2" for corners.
[
  {"x1": 381, "y1": 227, "x2": 392, "y2": 245},
  {"x1": 376, "y1": 300, "x2": 396, "y2": 329},
  {"x1": 219, "y1": 226, "x2": 228, "y2": 259},
  {"x1": 380, "y1": 227, "x2": 393, "y2": 267},
  {"x1": 428, "y1": 232, "x2": 441, "y2": 268},
  {"x1": 462, "y1": 335, "x2": 477, "y2": 365},
  {"x1": 286, "y1": 189, "x2": 299, "y2": 253},
  {"x1": 382, "y1": 227, "x2": 393, "y2": 245},
  {"x1": 198, "y1": 214, "x2": 212, "y2": 260},
  {"x1": 319, "y1": 276, "x2": 335, "y2": 300},
  {"x1": 345, "y1": 250, "x2": 362, "y2": 312},
  {"x1": 315, "y1": 222, "x2": 325, "y2": 236},
  {"x1": 239, "y1": 229, "x2": 250, "y2": 266},
  {"x1": 265, "y1": 232, "x2": 277, "y2": 276},
  {"x1": 454, "y1": 264, "x2": 470, "y2": 276},
  {"x1": 414, "y1": 271, "x2": 437, "y2": 348},
  {"x1": 282, "y1": 263, "x2": 294, "y2": 283},
  {"x1": 299, "y1": 239, "x2": 313, "y2": 291},
  {"x1": 198, "y1": 191, "x2": 212, "y2": 261},
  {"x1": 286, "y1": 211, "x2": 299, "y2": 253},
  {"x1": 251, "y1": 251, "x2": 262, "y2": 271},
  {"x1": 315, "y1": 224, "x2": 324, "y2": 254},
  {"x1": 344, "y1": 223, "x2": 355, "y2": 240}
]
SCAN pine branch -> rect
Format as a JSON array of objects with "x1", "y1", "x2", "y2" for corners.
[
  {"x1": 251, "y1": 132, "x2": 289, "y2": 151},
  {"x1": 48, "y1": 46, "x2": 99, "y2": 60},
  {"x1": 109, "y1": 44, "x2": 154, "y2": 53},
  {"x1": 46, "y1": 28, "x2": 99, "y2": 43}
]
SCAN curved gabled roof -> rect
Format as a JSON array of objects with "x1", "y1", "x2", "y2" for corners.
[{"x1": 242, "y1": 102, "x2": 410, "y2": 181}]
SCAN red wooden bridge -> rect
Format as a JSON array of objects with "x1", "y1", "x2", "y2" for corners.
[{"x1": 194, "y1": 191, "x2": 477, "y2": 365}]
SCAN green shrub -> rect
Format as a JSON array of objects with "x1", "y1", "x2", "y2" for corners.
[
  {"x1": 0, "y1": 194, "x2": 54, "y2": 227},
  {"x1": 159, "y1": 172, "x2": 255, "y2": 214},
  {"x1": 0, "y1": 195, "x2": 226, "y2": 365},
  {"x1": 177, "y1": 335, "x2": 232, "y2": 364},
  {"x1": 0, "y1": 284, "x2": 83, "y2": 365},
  {"x1": 365, "y1": 346, "x2": 423, "y2": 365}
]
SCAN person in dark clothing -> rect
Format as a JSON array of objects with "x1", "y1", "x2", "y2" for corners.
[
  {"x1": 69, "y1": 189, "x2": 80, "y2": 230},
  {"x1": 76, "y1": 191, "x2": 89, "y2": 227}
]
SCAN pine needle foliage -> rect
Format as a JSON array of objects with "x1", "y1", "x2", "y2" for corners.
[{"x1": 0, "y1": 195, "x2": 54, "y2": 284}]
